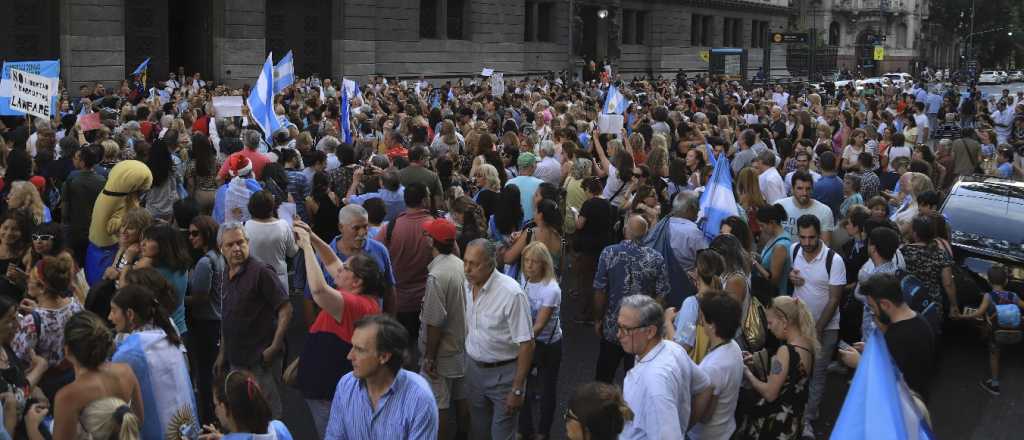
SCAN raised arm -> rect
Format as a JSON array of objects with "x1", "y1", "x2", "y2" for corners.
[{"x1": 294, "y1": 223, "x2": 345, "y2": 321}]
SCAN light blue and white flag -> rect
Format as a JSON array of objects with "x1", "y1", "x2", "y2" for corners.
[
  {"x1": 340, "y1": 88, "x2": 352, "y2": 145},
  {"x1": 831, "y1": 329, "x2": 935, "y2": 440},
  {"x1": 248, "y1": 53, "x2": 283, "y2": 142},
  {"x1": 273, "y1": 50, "x2": 294, "y2": 94},
  {"x1": 131, "y1": 57, "x2": 150, "y2": 76},
  {"x1": 698, "y1": 153, "x2": 738, "y2": 241},
  {"x1": 342, "y1": 78, "x2": 361, "y2": 100},
  {"x1": 602, "y1": 84, "x2": 628, "y2": 114},
  {"x1": 447, "y1": 87, "x2": 455, "y2": 102},
  {"x1": 113, "y1": 330, "x2": 199, "y2": 440}
]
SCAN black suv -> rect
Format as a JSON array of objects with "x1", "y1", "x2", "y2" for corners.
[{"x1": 940, "y1": 175, "x2": 1024, "y2": 295}]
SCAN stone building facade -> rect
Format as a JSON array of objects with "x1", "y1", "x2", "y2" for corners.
[
  {"x1": 1, "y1": 0, "x2": 795, "y2": 90},
  {"x1": 795, "y1": 0, "x2": 938, "y2": 75}
]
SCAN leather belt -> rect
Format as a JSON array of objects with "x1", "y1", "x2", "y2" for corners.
[{"x1": 474, "y1": 358, "x2": 516, "y2": 369}]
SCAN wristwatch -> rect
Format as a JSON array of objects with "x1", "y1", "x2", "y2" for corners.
[{"x1": 513, "y1": 388, "x2": 524, "y2": 397}]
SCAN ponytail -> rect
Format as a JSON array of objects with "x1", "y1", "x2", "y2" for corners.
[
  {"x1": 79, "y1": 397, "x2": 140, "y2": 440},
  {"x1": 112, "y1": 284, "x2": 182, "y2": 347}
]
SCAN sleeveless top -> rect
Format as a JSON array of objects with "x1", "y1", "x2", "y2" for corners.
[{"x1": 738, "y1": 344, "x2": 813, "y2": 440}]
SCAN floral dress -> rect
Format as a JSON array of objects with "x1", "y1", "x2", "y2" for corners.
[
  {"x1": 13, "y1": 299, "x2": 85, "y2": 367},
  {"x1": 737, "y1": 344, "x2": 812, "y2": 440},
  {"x1": 901, "y1": 243, "x2": 953, "y2": 315}
]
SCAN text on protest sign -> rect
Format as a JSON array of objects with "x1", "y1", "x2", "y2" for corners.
[{"x1": 8, "y1": 68, "x2": 53, "y2": 119}]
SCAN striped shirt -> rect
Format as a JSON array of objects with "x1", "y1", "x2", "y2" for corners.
[{"x1": 325, "y1": 369, "x2": 438, "y2": 440}]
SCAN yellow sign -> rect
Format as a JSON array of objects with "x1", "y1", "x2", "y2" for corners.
[
  {"x1": 699, "y1": 50, "x2": 710, "y2": 62},
  {"x1": 873, "y1": 46, "x2": 885, "y2": 61}
]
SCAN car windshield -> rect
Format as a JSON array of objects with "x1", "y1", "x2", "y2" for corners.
[{"x1": 942, "y1": 179, "x2": 1024, "y2": 262}]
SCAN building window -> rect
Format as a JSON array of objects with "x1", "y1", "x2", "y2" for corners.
[
  {"x1": 896, "y1": 23, "x2": 908, "y2": 48},
  {"x1": 623, "y1": 10, "x2": 646, "y2": 45},
  {"x1": 691, "y1": 14, "x2": 711, "y2": 47},
  {"x1": 635, "y1": 12, "x2": 646, "y2": 45},
  {"x1": 524, "y1": 2, "x2": 554, "y2": 42},
  {"x1": 447, "y1": 0, "x2": 465, "y2": 39},
  {"x1": 420, "y1": 0, "x2": 438, "y2": 38},
  {"x1": 829, "y1": 21, "x2": 841, "y2": 46},
  {"x1": 723, "y1": 18, "x2": 743, "y2": 47},
  {"x1": 751, "y1": 20, "x2": 769, "y2": 48}
]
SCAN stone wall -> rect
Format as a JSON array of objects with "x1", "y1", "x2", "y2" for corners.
[
  {"x1": 214, "y1": 0, "x2": 266, "y2": 86},
  {"x1": 60, "y1": 0, "x2": 125, "y2": 90}
]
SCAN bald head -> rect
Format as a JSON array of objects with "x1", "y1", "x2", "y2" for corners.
[{"x1": 623, "y1": 215, "x2": 649, "y2": 241}]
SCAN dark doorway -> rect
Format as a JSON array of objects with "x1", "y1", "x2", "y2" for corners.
[
  {"x1": 266, "y1": 0, "x2": 332, "y2": 79},
  {"x1": 577, "y1": 6, "x2": 609, "y2": 61},
  {"x1": 125, "y1": 1, "x2": 169, "y2": 84},
  {"x1": 0, "y1": 0, "x2": 60, "y2": 62},
  {"x1": 168, "y1": 0, "x2": 213, "y2": 81},
  {"x1": 856, "y1": 30, "x2": 880, "y2": 77}
]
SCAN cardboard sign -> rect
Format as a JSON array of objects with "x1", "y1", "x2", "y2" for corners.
[
  {"x1": 0, "y1": 60, "x2": 59, "y2": 117},
  {"x1": 78, "y1": 112, "x2": 102, "y2": 132},
  {"x1": 8, "y1": 68, "x2": 53, "y2": 119},
  {"x1": 212, "y1": 96, "x2": 243, "y2": 117},
  {"x1": 481, "y1": 68, "x2": 494, "y2": 77},
  {"x1": 598, "y1": 114, "x2": 624, "y2": 134},
  {"x1": 491, "y1": 73, "x2": 504, "y2": 96}
]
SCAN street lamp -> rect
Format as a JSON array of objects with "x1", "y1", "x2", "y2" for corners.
[{"x1": 597, "y1": 9, "x2": 608, "y2": 19}]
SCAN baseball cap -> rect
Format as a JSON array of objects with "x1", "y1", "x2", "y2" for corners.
[
  {"x1": 422, "y1": 218, "x2": 457, "y2": 243},
  {"x1": 518, "y1": 152, "x2": 538, "y2": 168}
]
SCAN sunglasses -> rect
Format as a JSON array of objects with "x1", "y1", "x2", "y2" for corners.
[
  {"x1": 31, "y1": 234, "x2": 54, "y2": 241},
  {"x1": 188, "y1": 230, "x2": 201, "y2": 237}
]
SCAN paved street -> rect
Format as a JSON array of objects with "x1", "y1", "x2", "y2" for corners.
[{"x1": 278, "y1": 286, "x2": 1024, "y2": 439}]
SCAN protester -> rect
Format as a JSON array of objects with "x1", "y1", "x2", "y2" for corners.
[
  {"x1": 244, "y1": 190, "x2": 299, "y2": 291},
  {"x1": 517, "y1": 241, "x2": 563, "y2": 440},
  {"x1": 691, "y1": 294, "x2": 745, "y2": 440},
  {"x1": 215, "y1": 222, "x2": 293, "y2": 419},
  {"x1": 185, "y1": 215, "x2": 223, "y2": 424},
  {"x1": 955, "y1": 265, "x2": 1024, "y2": 396},
  {"x1": 134, "y1": 223, "x2": 191, "y2": 337},
  {"x1": 0, "y1": 211, "x2": 33, "y2": 302},
  {"x1": 205, "y1": 370, "x2": 295, "y2": 439},
  {"x1": 462, "y1": 238, "x2": 534, "y2": 440},
  {"x1": 564, "y1": 382, "x2": 634, "y2": 440},
  {"x1": 62, "y1": 144, "x2": 106, "y2": 264}
]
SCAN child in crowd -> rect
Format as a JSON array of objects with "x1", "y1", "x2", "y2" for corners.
[{"x1": 956, "y1": 265, "x2": 1024, "y2": 396}]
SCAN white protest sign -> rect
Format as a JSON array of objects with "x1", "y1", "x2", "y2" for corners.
[
  {"x1": 481, "y1": 68, "x2": 494, "y2": 77},
  {"x1": 491, "y1": 73, "x2": 504, "y2": 97},
  {"x1": 212, "y1": 96, "x2": 243, "y2": 117},
  {"x1": 8, "y1": 68, "x2": 53, "y2": 119},
  {"x1": 598, "y1": 114, "x2": 624, "y2": 134}
]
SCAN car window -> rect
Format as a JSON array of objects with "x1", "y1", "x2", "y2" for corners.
[{"x1": 943, "y1": 181, "x2": 1024, "y2": 262}]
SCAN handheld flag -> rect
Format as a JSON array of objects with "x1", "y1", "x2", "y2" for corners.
[
  {"x1": 340, "y1": 87, "x2": 352, "y2": 145},
  {"x1": 602, "y1": 84, "x2": 628, "y2": 114},
  {"x1": 447, "y1": 87, "x2": 455, "y2": 102},
  {"x1": 431, "y1": 90, "x2": 441, "y2": 109},
  {"x1": 697, "y1": 153, "x2": 738, "y2": 241},
  {"x1": 831, "y1": 329, "x2": 935, "y2": 440},
  {"x1": 273, "y1": 50, "x2": 295, "y2": 94},
  {"x1": 132, "y1": 57, "x2": 150, "y2": 87},
  {"x1": 342, "y1": 78, "x2": 360, "y2": 100},
  {"x1": 247, "y1": 53, "x2": 283, "y2": 142}
]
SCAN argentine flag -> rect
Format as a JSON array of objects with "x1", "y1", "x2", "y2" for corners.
[
  {"x1": 602, "y1": 84, "x2": 628, "y2": 114},
  {"x1": 342, "y1": 78, "x2": 361, "y2": 100},
  {"x1": 340, "y1": 87, "x2": 352, "y2": 144},
  {"x1": 697, "y1": 153, "x2": 738, "y2": 241},
  {"x1": 113, "y1": 329, "x2": 199, "y2": 439},
  {"x1": 831, "y1": 329, "x2": 935, "y2": 440},
  {"x1": 131, "y1": 57, "x2": 150, "y2": 76},
  {"x1": 248, "y1": 53, "x2": 283, "y2": 142},
  {"x1": 273, "y1": 50, "x2": 295, "y2": 94}
]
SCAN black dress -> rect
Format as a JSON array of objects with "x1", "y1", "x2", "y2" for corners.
[{"x1": 737, "y1": 344, "x2": 812, "y2": 440}]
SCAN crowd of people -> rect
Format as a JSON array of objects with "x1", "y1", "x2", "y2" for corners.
[{"x1": 0, "y1": 64, "x2": 1019, "y2": 440}]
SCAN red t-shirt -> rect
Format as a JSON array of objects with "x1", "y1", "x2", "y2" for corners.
[{"x1": 308, "y1": 290, "x2": 381, "y2": 343}]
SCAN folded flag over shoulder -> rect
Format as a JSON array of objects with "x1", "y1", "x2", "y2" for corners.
[
  {"x1": 273, "y1": 50, "x2": 295, "y2": 94},
  {"x1": 114, "y1": 330, "x2": 199, "y2": 440},
  {"x1": 248, "y1": 53, "x2": 282, "y2": 142},
  {"x1": 831, "y1": 329, "x2": 935, "y2": 440},
  {"x1": 698, "y1": 153, "x2": 738, "y2": 241},
  {"x1": 602, "y1": 84, "x2": 628, "y2": 114}
]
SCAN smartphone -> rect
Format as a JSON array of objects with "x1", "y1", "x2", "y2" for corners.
[{"x1": 962, "y1": 307, "x2": 978, "y2": 317}]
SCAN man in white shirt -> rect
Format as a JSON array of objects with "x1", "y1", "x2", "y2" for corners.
[
  {"x1": 913, "y1": 102, "x2": 930, "y2": 144},
  {"x1": 754, "y1": 150, "x2": 786, "y2": 204},
  {"x1": 772, "y1": 85, "x2": 790, "y2": 111},
  {"x1": 462, "y1": 239, "x2": 535, "y2": 440},
  {"x1": 779, "y1": 171, "x2": 834, "y2": 244},
  {"x1": 533, "y1": 140, "x2": 563, "y2": 186},
  {"x1": 789, "y1": 214, "x2": 845, "y2": 439},
  {"x1": 691, "y1": 294, "x2": 744, "y2": 440},
  {"x1": 618, "y1": 294, "x2": 711, "y2": 440},
  {"x1": 784, "y1": 151, "x2": 821, "y2": 195},
  {"x1": 992, "y1": 100, "x2": 1015, "y2": 145}
]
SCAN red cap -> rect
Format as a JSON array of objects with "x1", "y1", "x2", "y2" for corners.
[
  {"x1": 29, "y1": 176, "x2": 46, "y2": 194},
  {"x1": 226, "y1": 154, "x2": 253, "y2": 177},
  {"x1": 422, "y1": 218, "x2": 456, "y2": 243}
]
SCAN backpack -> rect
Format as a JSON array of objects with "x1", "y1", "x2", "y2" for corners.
[
  {"x1": 790, "y1": 243, "x2": 838, "y2": 282},
  {"x1": 897, "y1": 271, "x2": 943, "y2": 333},
  {"x1": 990, "y1": 291, "x2": 1022, "y2": 329}
]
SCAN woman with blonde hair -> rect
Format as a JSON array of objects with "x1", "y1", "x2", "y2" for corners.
[
  {"x1": 562, "y1": 157, "x2": 592, "y2": 236},
  {"x1": 430, "y1": 119, "x2": 464, "y2": 158},
  {"x1": 716, "y1": 114, "x2": 736, "y2": 145},
  {"x1": 6, "y1": 181, "x2": 48, "y2": 224},
  {"x1": 73, "y1": 397, "x2": 141, "y2": 440},
  {"x1": 737, "y1": 296, "x2": 819, "y2": 440},
  {"x1": 471, "y1": 163, "x2": 502, "y2": 219},
  {"x1": 735, "y1": 167, "x2": 766, "y2": 236},
  {"x1": 518, "y1": 241, "x2": 563, "y2": 440}
]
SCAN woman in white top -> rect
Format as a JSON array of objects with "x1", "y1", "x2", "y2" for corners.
[
  {"x1": 243, "y1": 190, "x2": 298, "y2": 291},
  {"x1": 885, "y1": 133, "x2": 914, "y2": 172},
  {"x1": 690, "y1": 294, "x2": 745, "y2": 440},
  {"x1": 518, "y1": 241, "x2": 562, "y2": 440},
  {"x1": 840, "y1": 128, "x2": 867, "y2": 172}
]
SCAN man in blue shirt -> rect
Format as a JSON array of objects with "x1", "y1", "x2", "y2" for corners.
[
  {"x1": 326, "y1": 314, "x2": 439, "y2": 439},
  {"x1": 505, "y1": 153, "x2": 544, "y2": 220},
  {"x1": 996, "y1": 148, "x2": 1018, "y2": 178},
  {"x1": 345, "y1": 168, "x2": 406, "y2": 223},
  {"x1": 812, "y1": 152, "x2": 844, "y2": 219}
]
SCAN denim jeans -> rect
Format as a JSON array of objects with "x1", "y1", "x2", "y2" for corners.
[{"x1": 805, "y1": 329, "x2": 838, "y2": 423}]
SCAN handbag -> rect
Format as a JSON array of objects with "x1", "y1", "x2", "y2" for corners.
[
  {"x1": 742, "y1": 296, "x2": 768, "y2": 353},
  {"x1": 687, "y1": 318, "x2": 711, "y2": 364}
]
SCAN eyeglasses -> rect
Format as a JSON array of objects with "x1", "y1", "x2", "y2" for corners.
[
  {"x1": 31, "y1": 234, "x2": 54, "y2": 241},
  {"x1": 616, "y1": 323, "x2": 650, "y2": 335}
]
